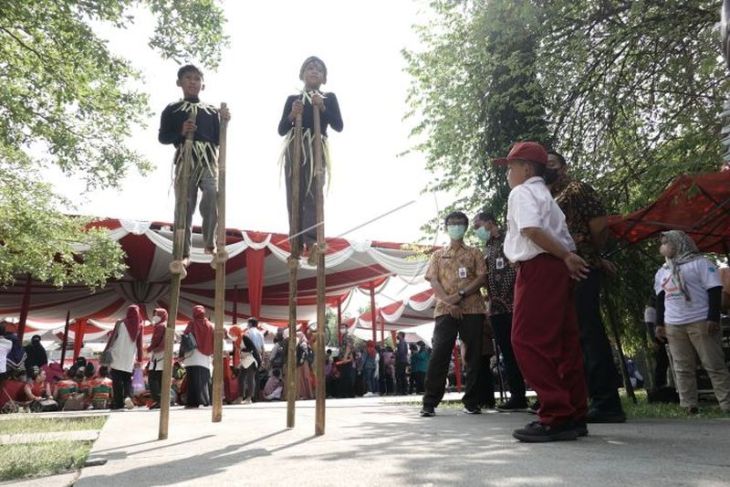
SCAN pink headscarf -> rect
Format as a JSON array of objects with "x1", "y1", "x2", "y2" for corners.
[{"x1": 124, "y1": 305, "x2": 142, "y2": 340}]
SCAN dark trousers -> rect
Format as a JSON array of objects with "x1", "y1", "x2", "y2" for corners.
[
  {"x1": 110, "y1": 368, "x2": 132, "y2": 409},
  {"x1": 491, "y1": 312, "x2": 526, "y2": 403},
  {"x1": 423, "y1": 313, "x2": 484, "y2": 409},
  {"x1": 413, "y1": 371, "x2": 425, "y2": 394},
  {"x1": 396, "y1": 363, "x2": 408, "y2": 395},
  {"x1": 238, "y1": 366, "x2": 257, "y2": 400},
  {"x1": 285, "y1": 154, "x2": 322, "y2": 250},
  {"x1": 149, "y1": 370, "x2": 162, "y2": 403},
  {"x1": 476, "y1": 354, "x2": 496, "y2": 408},
  {"x1": 186, "y1": 366, "x2": 211, "y2": 407},
  {"x1": 654, "y1": 343, "x2": 670, "y2": 388},
  {"x1": 512, "y1": 254, "x2": 587, "y2": 425},
  {"x1": 575, "y1": 269, "x2": 624, "y2": 413},
  {"x1": 364, "y1": 367, "x2": 377, "y2": 393}
]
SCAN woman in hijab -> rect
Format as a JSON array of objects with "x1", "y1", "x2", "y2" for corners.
[
  {"x1": 24, "y1": 335, "x2": 48, "y2": 376},
  {"x1": 104, "y1": 305, "x2": 144, "y2": 410},
  {"x1": 147, "y1": 308, "x2": 168, "y2": 409},
  {"x1": 296, "y1": 331, "x2": 314, "y2": 400},
  {"x1": 654, "y1": 230, "x2": 730, "y2": 414},
  {"x1": 181, "y1": 305, "x2": 214, "y2": 408}
]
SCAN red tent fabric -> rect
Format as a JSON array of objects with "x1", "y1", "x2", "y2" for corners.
[
  {"x1": 608, "y1": 171, "x2": 730, "y2": 254},
  {"x1": 0, "y1": 217, "x2": 430, "y2": 332}
]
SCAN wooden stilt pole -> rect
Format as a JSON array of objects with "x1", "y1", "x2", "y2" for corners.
[
  {"x1": 212, "y1": 103, "x2": 229, "y2": 423},
  {"x1": 286, "y1": 109, "x2": 303, "y2": 429},
  {"x1": 60, "y1": 311, "x2": 71, "y2": 367},
  {"x1": 604, "y1": 296, "x2": 637, "y2": 404},
  {"x1": 313, "y1": 95, "x2": 326, "y2": 436},
  {"x1": 159, "y1": 109, "x2": 195, "y2": 440}
]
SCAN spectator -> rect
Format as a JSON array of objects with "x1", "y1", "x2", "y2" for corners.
[
  {"x1": 246, "y1": 318, "x2": 265, "y2": 357},
  {"x1": 182, "y1": 305, "x2": 214, "y2": 408},
  {"x1": 24, "y1": 335, "x2": 48, "y2": 376},
  {"x1": 644, "y1": 302, "x2": 669, "y2": 388},
  {"x1": 24, "y1": 366, "x2": 52, "y2": 402},
  {"x1": 420, "y1": 211, "x2": 487, "y2": 417},
  {"x1": 54, "y1": 369, "x2": 79, "y2": 409},
  {"x1": 239, "y1": 332, "x2": 261, "y2": 404},
  {"x1": 104, "y1": 305, "x2": 144, "y2": 410},
  {"x1": 87, "y1": 366, "x2": 113, "y2": 410},
  {"x1": 3, "y1": 324, "x2": 25, "y2": 378},
  {"x1": 395, "y1": 332, "x2": 409, "y2": 395},
  {"x1": 0, "y1": 322, "x2": 11, "y2": 393},
  {"x1": 336, "y1": 343, "x2": 355, "y2": 398},
  {"x1": 382, "y1": 346, "x2": 396, "y2": 395},
  {"x1": 147, "y1": 308, "x2": 167, "y2": 409},
  {"x1": 363, "y1": 341, "x2": 378, "y2": 396},
  {"x1": 263, "y1": 368, "x2": 283, "y2": 400},
  {"x1": 547, "y1": 150, "x2": 626, "y2": 423},
  {"x1": 654, "y1": 230, "x2": 730, "y2": 414},
  {"x1": 473, "y1": 212, "x2": 528, "y2": 411},
  {"x1": 296, "y1": 332, "x2": 314, "y2": 400},
  {"x1": 411, "y1": 341, "x2": 429, "y2": 394}
]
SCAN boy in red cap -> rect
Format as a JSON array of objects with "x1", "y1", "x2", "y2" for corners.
[{"x1": 495, "y1": 141, "x2": 589, "y2": 442}]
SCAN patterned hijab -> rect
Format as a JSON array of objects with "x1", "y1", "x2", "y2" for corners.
[{"x1": 662, "y1": 230, "x2": 701, "y2": 301}]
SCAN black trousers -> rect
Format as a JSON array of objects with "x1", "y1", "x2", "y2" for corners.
[
  {"x1": 491, "y1": 312, "x2": 526, "y2": 403},
  {"x1": 186, "y1": 366, "x2": 211, "y2": 407},
  {"x1": 654, "y1": 342, "x2": 670, "y2": 388},
  {"x1": 285, "y1": 155, "x2": 323, "y2": 250},
  {"x1": 476, "y1": 354, "x2": 496, "y2": 408},
  {"x1": 423, "y1": 313, "x2": 484, "y2": 409},
  {"x1": 149, "y1": 370, "x2": 162, "y2": 403},
  {"x1": 238, "y1": 366, "x2": 257, "y2": 400},
  {"x1": 575, "y1": 269, "x2": 623, "y2": 413},
  {"x1": 413, "y1": 371, "x2": 425, "y2": 394},
  {"x1": 395, "y1": 362, "x2": 408, "y2": 395},
  {"x1": 110, "y1": 369, "x2": 132, "y2": 409}
]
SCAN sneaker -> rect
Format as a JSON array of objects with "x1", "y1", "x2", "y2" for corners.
[
  {"x1": 124, "y1": 397, "x2": 134, "y2": 410},
  {"x1": 420, "y1": 405, "x2": 435, "y2": 417},
  {"x1": 496, "y1": 398, "x2": 529, "y2": 412},
  {"x1": 242, "y1": 398, "x2": 253, "y2": 405},
  {"x1": 512, "y1": 421, "x2": 578, "y2": 443},
  {"x1": 462, "y1": 405, "x2": 482, "y2": 415},
  {"x1": 585, "y1": 408, "x2": 626, "y2": 423}
]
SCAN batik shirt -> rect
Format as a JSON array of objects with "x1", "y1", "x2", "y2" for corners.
[
  {"x1": 484, "y1": 232, "x2": 517, "y2": 316},
  {"x1": 551, "y1": 177, "x2": 606, "y2": 268},
  {"x1": 426, "y1": 243, "x2": 487, "y2": 317}
]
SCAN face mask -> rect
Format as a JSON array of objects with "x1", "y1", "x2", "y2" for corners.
[
  {"x1": 544, "y1": 168, "x2": 560, "y2": 185},
  {"x1": 447, "y1": 224, "x2": 467, "y2": 240},
  {"x1": 151, "y1": 316, "x2": 161, "y2": 324},
  {"x1": 475, "y1": 226, "x2": 491, "y2": 242}
]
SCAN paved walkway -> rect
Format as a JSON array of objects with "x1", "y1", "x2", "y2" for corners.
[{"x1": 74, "y1": 396, "x2": 730, "y2": 487}]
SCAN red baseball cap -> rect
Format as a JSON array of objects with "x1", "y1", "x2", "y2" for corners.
[{"x1": 493, "y1": 141, "x2": 548, "y2": 166}]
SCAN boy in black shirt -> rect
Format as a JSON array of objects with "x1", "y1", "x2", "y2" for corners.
[
  {"x1": 159, "y1": 64, "x2": 231, "y2": 264},
  {"x1": 277, "y1": 56, "x2": 343, "y2": 263}
]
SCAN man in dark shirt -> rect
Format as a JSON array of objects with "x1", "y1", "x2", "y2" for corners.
[
  {"x1": 473, "y1": 212, "x2": 527, "y2": 411},
  {"x1": 395, "y1": 332, "x2": 409, "y2": 395},
  {"x1": 546, "y1": 151, "x2": 626, "y2": 423},
  {"x1": 158, "y1": 64, "x2": 230, "y2": 263},
  {"x1": 277, "y1": 56, "x2": 343, "y2": 264}
]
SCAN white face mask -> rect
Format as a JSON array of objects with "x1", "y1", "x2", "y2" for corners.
[{"x1": 151, "y1": 316, "x2": 161, "y2": 324}]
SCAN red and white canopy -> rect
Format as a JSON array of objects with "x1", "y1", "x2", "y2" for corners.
[
  {"x1": 349, "y1": 288, "x2": 435, "y2": 337},
  {"x1": 1, "y1": 218, "x2": 431, "y2": 335}
]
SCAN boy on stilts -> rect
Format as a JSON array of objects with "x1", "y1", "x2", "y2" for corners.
[
  {"x1": 159, "y1": 64, "x2": 231, "y2": 266},
  {"x1": 277, "y1": 56, "x2": 343, "y2": 265}
]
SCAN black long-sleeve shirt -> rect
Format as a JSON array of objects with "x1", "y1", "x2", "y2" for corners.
[
  {"x1": 159, "y1": 96, "x2": 220, "y2": 148},
  {"x1": 277, "y1": 92, "x2": 343, "y2": 137}
]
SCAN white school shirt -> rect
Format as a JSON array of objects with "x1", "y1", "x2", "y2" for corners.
[
  {"x1": 654, "y1": 257, "x2": 722, "y2": 325},
  {"x1": 110, "y1": 323, "x2": 138, "y2": 373},
  {"x1": 504, "y1": 177, "x2": 575, "y2": 262}
]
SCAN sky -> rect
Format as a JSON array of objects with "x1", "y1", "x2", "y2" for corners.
[{"x1": 51, "y1": 0, "x2": 453, "y2": 249}]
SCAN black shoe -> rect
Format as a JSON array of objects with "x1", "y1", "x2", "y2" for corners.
[
  {"x1": 512, "y1": 421, "x2": 578, "y2": 443},
  {"x1": 420, "y1": 405, "x2": 435, "y2": 417},
  {"x1": 462, "y1": 405, "x2": 481, "y2": 415},
  {"x1": 585, "y1": 408, "x2": 626, "y2": 423},
  {"x1": 496, "y1": 398, "x2": 529, "y2": 412},
  {"x1": 572, "y1": 420, "x2": 589, "y2": 437}
]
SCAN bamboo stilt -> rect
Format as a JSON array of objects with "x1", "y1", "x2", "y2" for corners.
[
  {"x1": 286, "y1": 110, "x2": 303, "y2": 429},
  {"x1": 159, "y1": 110, "x2": 195, "y2": 440},
  {"x1": 312, "y1": 95, "x2": 326, "y2": 436},
  {"x1": 212, "y1": 103, "x2": 229, "y2": 423}
]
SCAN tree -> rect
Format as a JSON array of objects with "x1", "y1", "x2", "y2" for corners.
[
  {"x1": 404, "y1": 0, "x2": 550, "y2": 231},
  {"x1": 0, "y1": 0, "x2": 228, "y2": 286}
]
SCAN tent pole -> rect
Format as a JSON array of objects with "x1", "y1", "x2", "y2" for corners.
[
  {"x1": 17, "y1": 274, "x2": 32, "y2": 343},
  {"x1": 286, "y1": 107, "x2": 303, "y2": 429},
  {"x1": 159, "y1": 109, "x2": 195, "y2": 440},
  {"x1": 380, "y1": 312, "x2": 385, "y2": 346},
  {"x1": 369, "y1": 285, "x2": 377, "y2": 344},
  {"x1": 212, "y1": 103, "x2": 230, "y2": 423},
  {"x1": 313, "y1": 93, "x2": 326, "y2": 436},
  {"x1": 337, "y1": 299, "x2": 343, "y2": 346},
  {"x1": 60, "y1": 311, "x2": 71, "y2": 366},
  {"x1": 232, "y1": 285, "x2": 238, "y2": 324}
]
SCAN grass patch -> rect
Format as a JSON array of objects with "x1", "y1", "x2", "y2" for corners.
[
  {"x1": 621, "y1": 390, "x2": 728, "y2": 419},
  {"x1": 0, "y1": 415, "x2": 107, "y2": 435},
  {"x1": 0, "y1": 440, "x2": 93, "y2": 481}
]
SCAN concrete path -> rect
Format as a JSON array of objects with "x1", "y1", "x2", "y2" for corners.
[{"x1": 75, "y1": 397, "x2": 730, "y2": 487}]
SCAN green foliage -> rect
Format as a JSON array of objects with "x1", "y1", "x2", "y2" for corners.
[{"x1": 0, "y1": 0, "x2": 227, "y2": 287}]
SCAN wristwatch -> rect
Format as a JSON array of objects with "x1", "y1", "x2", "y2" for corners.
[{"x1": 458, "y1": 289, "x2": 466, "y2": 300}]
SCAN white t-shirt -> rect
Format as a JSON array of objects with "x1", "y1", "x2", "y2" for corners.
[
  {"x1": 110, "y1": 323, "x2": 138, "y2": 373},
  {"x1": 654, "y1": 257, "x2": 722, "y2": 325},
  {"x1": 0, "y1": 337, "x2": 12, "y2": 374},
  {"x1": 504, "y1": 177, "x2": 575, "y2": 262}
]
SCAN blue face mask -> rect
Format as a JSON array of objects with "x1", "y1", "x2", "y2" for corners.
[
  {"x1": 447, "y1": 224, "x2": 467, "y2": 240},
  {"x1": 475, "y1": 226, "x2": 491, "y2": 242}
]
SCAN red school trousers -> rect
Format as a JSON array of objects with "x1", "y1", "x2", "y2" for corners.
[{"x1": 511, "y1": 253, "x2": 587, "y2": 425}]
